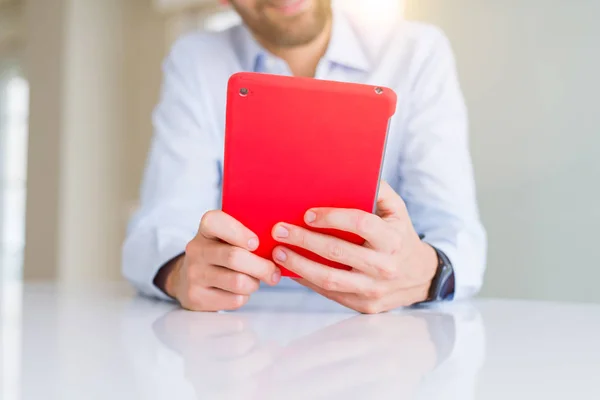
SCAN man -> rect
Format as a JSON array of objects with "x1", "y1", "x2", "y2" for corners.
[{"x1": 122, "y1": 0, "x2": 487, "y2": 313}]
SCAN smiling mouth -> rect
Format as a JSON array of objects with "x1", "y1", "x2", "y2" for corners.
[{"x1": 267, "y1": 0, "x2": 309, "y2": 16}]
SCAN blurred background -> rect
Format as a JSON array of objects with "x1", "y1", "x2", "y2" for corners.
[{"x1": 1, "y1": 0, "x2": 599, "y2": 303}]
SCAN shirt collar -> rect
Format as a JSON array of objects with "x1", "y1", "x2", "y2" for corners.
[
  {"x1": 231, "y1": 23, "x2": 265, "y2": 72},
  {"x1": 323, "y1": 11, "x2": 371, "y2": 72},
  {"x1": 232, "y1": 10, "x2": 371, "y2": 73}
]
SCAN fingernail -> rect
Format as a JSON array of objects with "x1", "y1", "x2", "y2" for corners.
[
  {"x1": 305, "y1": 211, "x2": 316, "y2": 224},
  {"x1": 248, "y1": 237, "x2": 259, "y2": 250},
  {"x1": 274, "y1": 248, "x2": 287, "y2": 262},
  {"x1": 271, "y1": 268, "x2": 281, "y2": 284},
  {"x1": 274, "y1": 225, "x2": 289, "y2": 238}
]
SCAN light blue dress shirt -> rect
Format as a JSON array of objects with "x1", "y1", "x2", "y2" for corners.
[{"x1": 122, "y1": 10, "x2": 487, "y2": 301}]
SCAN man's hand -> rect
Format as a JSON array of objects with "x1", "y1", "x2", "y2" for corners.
[
  {"x1": 270, "y1": 182, "x2": 438, "y2": 314},
  {"x1": 157, "y1": 210, "x2": 281, "y2": 311}
]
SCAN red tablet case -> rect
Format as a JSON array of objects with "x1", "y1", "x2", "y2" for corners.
[{"x1": 222, "y1": 73, "x2": 397, "y2": 278}]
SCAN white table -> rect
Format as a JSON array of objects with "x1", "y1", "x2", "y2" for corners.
[{"x1": 1, "y1": 282, "x2": 599, "y2": 400}]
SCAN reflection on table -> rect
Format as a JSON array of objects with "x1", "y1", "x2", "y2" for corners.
[{"x1": 122, "y1": 289, "x2": 485, "y2": 400}]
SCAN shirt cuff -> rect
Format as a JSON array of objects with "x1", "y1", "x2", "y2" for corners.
[{"x1": 123, "y1": 227, "x2": 192, "y2": 301}]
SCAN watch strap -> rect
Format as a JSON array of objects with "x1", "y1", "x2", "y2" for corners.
[{"x1": 426, "y1": 246, "x2": 455, "y2": 302}]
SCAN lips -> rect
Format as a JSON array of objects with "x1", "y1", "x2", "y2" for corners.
[{"x1": 268, "y1": 0, "x2": 309, "y2": 15}]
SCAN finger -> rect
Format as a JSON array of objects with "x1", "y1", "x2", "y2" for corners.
[
  {"x1": 375, "y1": 181, "x2": 408, "y2": 220},
  {"x1": 273, "y1": 247, "x2": 373, "y2": 294},
  {"x1": 204, "y1": 242, "x2": 281, "y2": 285},
  {"x1": 203, "y1": 265, "x2": 260, "y2": 295},
  {"x1": 296, "y1": 278, "x2": 371, "y2": 313},
  {"x1": 198, "y1": 210, "x2": 259, "y2": 251},
  {"x1": 272, "y1": 223, "x2": 387, "y2": 277},
  {"x1": 299, "y1": 279, "x2": 430, "y2": 312},
  {"x1": 181, "y1": 286, "x2": 249, "y2": 312},
  {"x1": 303, "y1": 207, "x2": 397, "y2": 251}
]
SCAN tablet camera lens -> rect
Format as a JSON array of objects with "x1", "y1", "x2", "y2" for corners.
[
  {"x1": 239, "y1": 88, "x2": 249, "y2": 97},
  {"x1": 374, "y1": 87, "x2": 383, "y2": 94}
]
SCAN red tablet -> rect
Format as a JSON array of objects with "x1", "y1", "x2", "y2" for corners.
[{"x1": 222, "y1": 72, "x2": 397, "y2": 278}]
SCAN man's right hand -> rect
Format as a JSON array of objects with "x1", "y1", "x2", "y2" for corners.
[{"x1": 156, "y1": 210, "x2": 281, "y2": 311}]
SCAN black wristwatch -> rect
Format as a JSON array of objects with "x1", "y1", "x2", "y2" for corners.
[{"x1": 425, "y1": 245, "x2": 455, "y2": 302}]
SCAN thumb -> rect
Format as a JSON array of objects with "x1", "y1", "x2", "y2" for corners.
[{"x1": 375, "y1": 181, "x2": 408, "y2": 220}]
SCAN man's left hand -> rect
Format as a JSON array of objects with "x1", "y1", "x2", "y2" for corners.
[{"x1": 271, "y1": 182, "x2": 439, "y2": 314}]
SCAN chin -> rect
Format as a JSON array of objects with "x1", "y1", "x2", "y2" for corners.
[{"x1": 272, "y1": 24, "x2": 323, "y2": 47}]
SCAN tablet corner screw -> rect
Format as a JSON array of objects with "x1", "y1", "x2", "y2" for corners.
[
  {"x1": 374, "y1": 87, "x2": 383, "y2": 94},
  {"x1": 239, "y1": 88, "x2": 249, "y2": 97}
]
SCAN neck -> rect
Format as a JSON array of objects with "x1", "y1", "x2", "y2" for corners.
[{"x1": 259, "y1": 18, "x2": 332, "y2": 78}]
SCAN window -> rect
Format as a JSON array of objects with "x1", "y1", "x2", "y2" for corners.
[
  {"x1": 0, "y1": 62, "x2": 28, "y2": 400},
  {"x1": 0, "y1": 63, "x2": 28, "y2": 400},
  {"x1": 0, "y1": 66, "x2": 29, "y2": 282}
]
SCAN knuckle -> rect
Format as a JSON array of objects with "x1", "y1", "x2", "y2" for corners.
[
  {"x1": 226, "y1": 247, "x2": 244, "y2": 267},
  {"x1": 185, "y1": 265, "x2": 199, "y2": 282},
  {"x1": 321, "y1": 271, "x2": 340, "y2": 292},
  {"x1": 248, "y1": 278, "x2": 260, "y2": 293},
  {"x1": 282, "y1": 252, "x2": 295, "y2": 270},
  {"x1": 326, "y1": 242, "x2": 345, "y2": 261},
  {"x1": 361, "y1": 256, "x2": 380, "y2": 275},
  {"x1": 230, "y1": 295, "x2": 249, "y2": 309},
  {"x1": 260, "y1": 264, "x2": 276, "y2": 283},
  {"x1": 377, "y1": 260, "x2": 400, "y2": 280},
  {"x1": 228, "y1": 219, "x2": 243, "y2": 238},
  {"x1": 357, "y1": 302, "x2": 382, "y2": 315},
  {"x1": 178, "y1": 300, "x2": 196, "y2": 311},
  {"x1": 200, "y1": 210, "x2": 217, "y2": 230},
  {"x1": 355, "y1": 213, "x2": 373, "y2": 236},
  {"x1": 231, "y1": 273, "x2": 248, "y2": 293},
  {"x1": 364, "y1": 285, "x2": 385, "y2": 300},
  {"x1": 321, "y1": 210, "x2": 334, "y2": 226},
  {"x1": 185, "y1": 239, "x2": 200, "y2": 257},
  {"x1": 184, "y1": 286, "x2": 203, "y2": 307},
  {"x1": 293, "y1": 228, "x2": 309, "y2": 248},
  {"x1": 377, "y1": 266, "x2": 396, "y2": 280}
]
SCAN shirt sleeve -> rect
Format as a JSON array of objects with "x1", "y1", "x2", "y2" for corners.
[
  {"x1": 122, "y1": 36, "x2": 221, "y2": 300},
  {"x1": 398, "y1": 27, "x2": 487, "y2": 300}
]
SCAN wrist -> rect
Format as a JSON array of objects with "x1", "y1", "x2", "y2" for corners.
[
  {"x1": 419, "y1": 241, "x2": 439, "y2": 283},
  {"x1": 410, "y1": 241, "x2": 438, "y2": 303}
]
